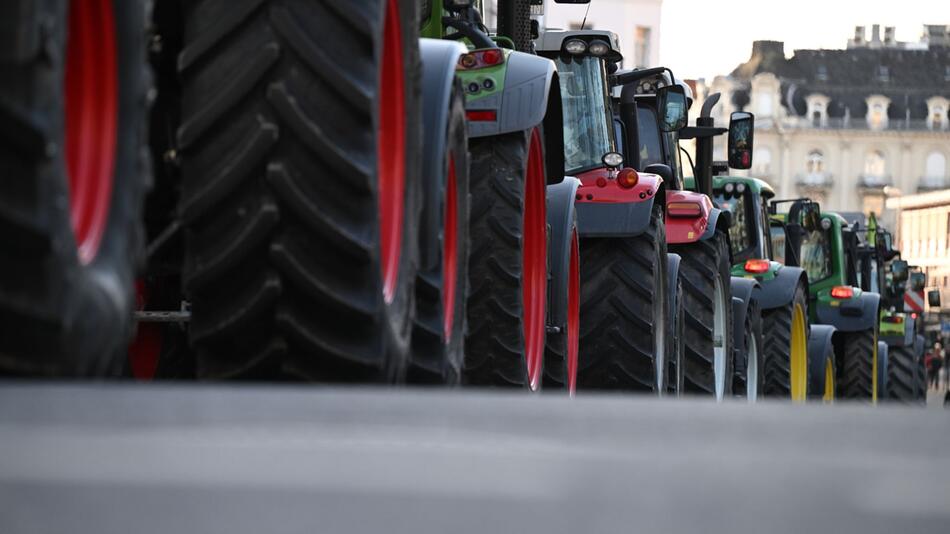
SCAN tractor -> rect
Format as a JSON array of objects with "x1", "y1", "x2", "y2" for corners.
[
  {"x1": 0, "y1": 0, "x2": 581, "y2": 390},
  {"x1": 775, "y1": 206, "x2": 884, "y2": 401},
  {"x1": 712, "y1": 180, "x2": 827, "y2": 402},
  {"x1": 613, "y1": 83, "x2": 758, "y2": 400},
  {"x1": 534, "y1": 29, "x2": 680, "y2": 394}
]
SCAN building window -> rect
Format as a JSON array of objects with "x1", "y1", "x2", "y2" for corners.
[
  {"x1": 753, "y1": 148, "x2": 772, "y2": 175},
  {"x1": 866, "y1": 95, "x2": 890, "y2": 130},
  {"x1": 806, "y1": 150, "x2": 824, "y2": 174},
  {"x1": 816, "y1": 65, "x2": 828, "y2": 81},
  {"x1": 634, "y1": 26, "x2": 651, "y2": 68},
  {"x1": 924, "y1": 152, "x2": 947, "y2": 186},
  {"x1": 864, "y1": 150, "x2": 886, "y2": 177},
  {"x1": 927, "y1": 97, "x2": 948, "y2": 130},
  {"x1": 876, "y1": 65, "x2": 890, "y2": 82}
]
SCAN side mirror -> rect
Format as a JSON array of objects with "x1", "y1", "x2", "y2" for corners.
[
  {"x1": 801, "y1": 202, "x2": 821, "y2": 232},
  {"x1": 910, "y1": 272, "x2": 926, "y2": 292},
  {"x1": 657, "y1": 85, "x2": 688, "y2": 132},
  {"x1": 890, "y1": 260, "x2": 909, "y2": 283},
  {"x1": 728, "y1": 111, "x2": 754, "y2": 169},
  {"x1": 928, "y1": 290, "x2": 941, "y2": 308}
]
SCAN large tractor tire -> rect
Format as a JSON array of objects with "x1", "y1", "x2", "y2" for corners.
[
  {"x1": 734, "y1": 298, "x2": 764, "y2": 402},
  {"x1": 761, "y1": 282, "x2": 809, "y2": 400},
  {"x1": 407, "y1": 80, "x2": 470, "y2": 385},
  {"x1": 667, "y1": 256, "x2": 685, "y2": 395},
  {"x1": 178, "y1": 0, "x2": 422, "y2": 381},
  {"x1": 577, "y1": 206, "x2": 668, "y2": 392},
  {"x1": 877, "y1": 341, "x2": 889, "y2": 400},
  {"x1": 0, "y1": 0, "x2": 149, "y2": 376},
  {"x1": 542, "y1": 187, "x2": 580, "y2": 394},
  {"x1": 836, "y1": 327, "x2": 878, "y2": 401},
  {"x1": 464, "y1": 128, "x2": 548, "y2": 390},
  {"x1": 670, "y1": 230, "x2": 733, "y2": 399},
  {"x1": 886, "y1": 344, "x2": 916, "y2": 402}
]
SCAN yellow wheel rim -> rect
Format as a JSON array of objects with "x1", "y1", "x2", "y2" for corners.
[
  {"x1": 790, "y1": 303, "x2": 808, "y2": 402},
  {"x1": 823, "y1": 357, "x2": 835, "y2": 402}
]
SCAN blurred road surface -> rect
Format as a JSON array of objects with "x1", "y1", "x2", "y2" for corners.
[{"x1": 0, "y1": 384, "x2": 948, "y2": 534}]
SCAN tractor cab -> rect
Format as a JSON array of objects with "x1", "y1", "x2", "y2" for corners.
[{"x1": 536, "y1": 30, "x2": 622, "y2": 175}]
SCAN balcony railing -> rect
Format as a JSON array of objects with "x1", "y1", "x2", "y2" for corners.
[
  {"x1": 795, "y1": 172, "x2": 834, "y2": 188},
  {"x1": 918, "y1": 176, "x2": 950, "y2": 192},
  {"x1": 857, "y1": 174, "x2": 892, "y2": 188}
]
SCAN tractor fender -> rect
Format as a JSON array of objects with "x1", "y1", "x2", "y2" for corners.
[
  {"x1": 418, "y1": 39, "x2": 468, "y2": 271},
  {"x1": 467, "y1": 50, "x2": 555, "y2": 139},
  {"x1": 880, "y1": 315, "x2": 915, "y2": 347},
  {"x1": 807, "y1": 324, "x2": 837, "y2": 398},
  {"x1": 730, "y1": 277, "x2": 760, "y2": 356},
  {"x1": 757, "y1": 266, "x2": 808, "y2": 311},
  {"x1": 546, "y1": 177, "x2": 580, "y2": 327},
  {"x1": 574, "y1": 194, "x2": 658, "y2": 238},
  {"x1": 700, "y1": 207, "x2": 731, "y2": 241},
  {"x1": 816, "y1": 291, "x2": 881, "y2": 333}
]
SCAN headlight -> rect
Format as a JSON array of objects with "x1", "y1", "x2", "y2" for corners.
[
  {"x1": 736, "y1": 183, "x2": 746, "y2": 193},
  {"x1": 820, "y1": 217, "x2": 832, "y2": 230},
  {"x1": 564, "y1": 39, "x2": 587, "y2": 55},
  {"x1": 602, "y1": 152, "x2": 624, "y2": 168},
  {"x1": 724, "y1": 183, "x2": 735, "y2": 193},
  {"x1": 588, "y1": 40, "x2": 610, "y2": 56}
]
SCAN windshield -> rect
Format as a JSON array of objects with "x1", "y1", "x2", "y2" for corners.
[{"x1": 556, "y1": 56, "x2": 614, "y2": 173}]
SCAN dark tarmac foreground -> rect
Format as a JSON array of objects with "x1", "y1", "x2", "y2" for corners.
[{"x1": 1, "y1": 383, "x2": 948, "y2": 534}]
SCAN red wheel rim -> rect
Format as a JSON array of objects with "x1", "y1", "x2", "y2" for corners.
[
  {"x1": 523, "y1": 128, "x2": 547, "y2": 391},
  {"x1": 377, "y1": 0, "x2": 406, "y2": 303},
  {"x1": 441, "y1": 155, "x2": 459, "y2": 343},
  {"x1": 566, "y1": 228, "x2": 579, "y2": 395},
  {"x1": 64, "y1": 0, "x2": 118, "y2": 265}
]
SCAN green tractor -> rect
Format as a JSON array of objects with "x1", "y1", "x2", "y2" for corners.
[
  {"x1": 776, "y1": 206, "x2": 883, "y2": 401},
  {"x1": 712, "y1": 179, "x2": 821, "y2": 402}
]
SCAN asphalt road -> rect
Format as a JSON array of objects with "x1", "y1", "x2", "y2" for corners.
[{"x1": 1, "y1": 383, "x2": 948, "y2": 534}]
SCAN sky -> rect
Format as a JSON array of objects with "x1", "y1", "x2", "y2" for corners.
[{"x1": 658, "y1": 0, "x2": 948, "y2": 80}]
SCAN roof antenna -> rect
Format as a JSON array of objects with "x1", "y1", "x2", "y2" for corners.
[{"x1": 580, "y1": 2, "x2": 592, "y2": 30}]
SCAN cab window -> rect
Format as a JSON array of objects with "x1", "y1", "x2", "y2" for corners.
[
  {"x1": 636, "y1": 105, "x2": 663, "y2": 169},
  {"x1": 800, "y1": 226, "x2": 834, "y2": 282},
  {"x1": 770, "y1": 223, "x2": 786, "y2": 264},
  {"x1": 716, "y1": 190, "x2": 756, "y2": 259}
]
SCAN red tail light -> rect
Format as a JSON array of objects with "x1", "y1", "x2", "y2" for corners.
[
  {"x1": 744, "y1": 259, "x2": 770, "y2": 274},
  {"x1": 616, "y1": 168, "x2": 639, "y2": 189},
  {"x1": 830, "y1": 286, "x2": 853, "y2": 299},
  {"x1": 883, "y1": 315, "x2": 904, "y2": 324},
  {"x1": 458, "y1": 49, "x2": 505, "y2": 70},
  {"x1": 911, "y1": 312, "x2": 918, "y2": 319},
  {"x1": 667, "y1": 201, "x2": 702, "y2": 217},
  {"x1": 466, "y1": 110, "x2": 497, "y2": 122}
]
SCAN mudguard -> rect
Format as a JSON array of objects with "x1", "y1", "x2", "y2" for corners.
[
  {"x1": 816, "y1": 292, "x2": 880, "y2": 333},
  {"x1": 757, "y1": 266, "x2": 807, "y2": 311},
  {"x1": 466, "y1": 50, "x2": 555, "y2": 139},
  {"x1": 807, "y1": 324, "x2": 836, "y2": 398},
  {"x1": 546, "y1": 178, "x2": 581, "y2": 327},
  {"x1": 573, "y1": 169, "x2": 662, "y2": 238},
  {"x1": 700, "y1": 207, "x2": 731, "y2": 241},
  {"x1": 877, "y1": 341, "x2": 889, "y2": 399},
  {"x1": 730, "y1": 277, "x2": 760, "y2": 358},
  {"x1": 880, "y1": 315, "x2": 915, "y2": 347},
  {"x1": 418, "y1": 39, "x2": 468, "y2": 271}
]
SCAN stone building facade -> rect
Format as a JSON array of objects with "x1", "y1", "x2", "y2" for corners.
[{"x1": 693, "y1": 25, "x2": 950, "y2": 228}]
